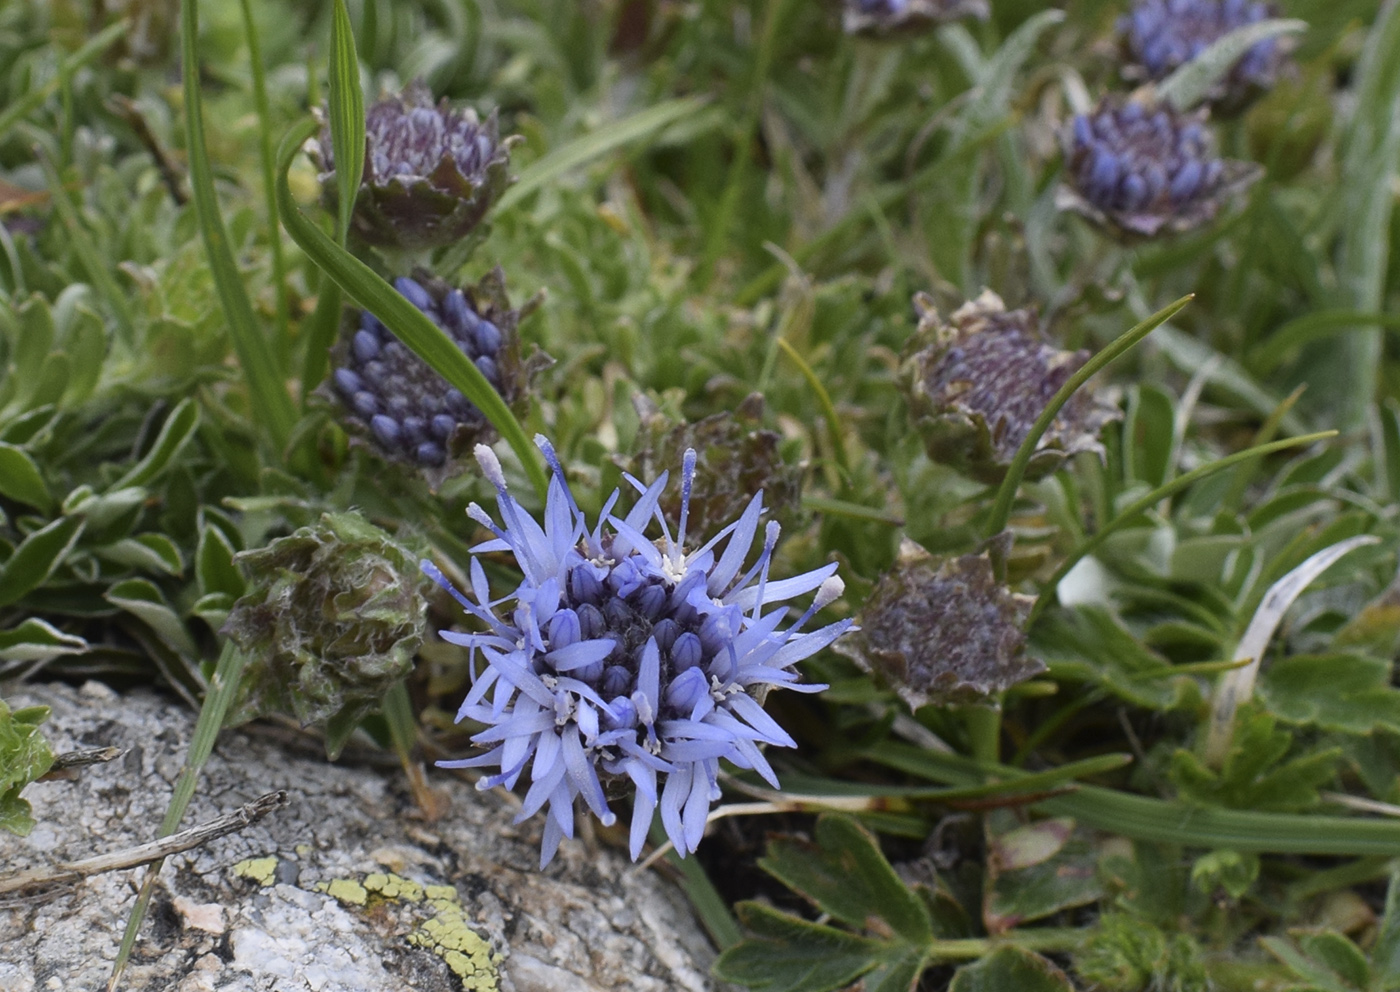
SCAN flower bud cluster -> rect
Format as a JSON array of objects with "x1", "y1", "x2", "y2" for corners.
[
  {"x1": 428, "y1": 439, "x2": 850, "y2": 867},
  {"x1": 1121, "y1": 0, "x2": 1286, "y2": 107},
  {"x1": 314, "y1": 82, "x2": 516, "y2": 251},
  {"x1": 842, "y1": 0, "x2": 988, "y2": 36},
  {"x1": 1059, "y1": 97, "x2": 1259, "y2": 238},
  {"x1": 328, "y1": 270, "x2": 539, "y2": 474}
]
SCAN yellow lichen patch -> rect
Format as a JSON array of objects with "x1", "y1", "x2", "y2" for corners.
[
  {"x1": 316, "y1": 877, "x2": 369, "y2": 906},
  {"x1": 408, "y1": 901, "x2": 501, "y2": 992},
  {"x1": 363, "y1": 872, "x2": 424, "y2": 903},
  {"x1": 424, "y1": 884, "x2": 458, "y2": 903},
  {"x1": 231, "y1": 857, "x2": 278, "y2": 886}
]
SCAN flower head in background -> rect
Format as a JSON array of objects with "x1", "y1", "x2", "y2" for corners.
[
  {"x1": 836, "y1": 539, "x2": 1043, "y2": 709},
  {"x1": 901, "y1": 289, "x2": 1120, "y2": 484},
  {"x1": 842, "y1": 0, "x2": 988, "y2": 37},
  {"x1": 620, "y1": 392, "x2": 805, "y2": 542},
  {"x1": 326, "y1": 269, "x2": 547, "y2": 483},
  {"x1": 901, "y1": 290, "x2": 1120, "y2": 485},
  {"x1": 222, "y1": 512, "x2": 426, "y2": 759},
  {"x1": 1058, "y1": 96, "x2": 1260, "y2": 239},
  {"x1": 426, "y1": 439, "x2": 850, "y2": 868},
  {"x1": 1120, "y1": 0, "x2": 1288, "y2": 110},
  {"x1": 313, "y1": 82, "x2": 517, "y2": 251}
]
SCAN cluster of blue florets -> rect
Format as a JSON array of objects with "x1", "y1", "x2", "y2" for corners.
[
  {"x1": 1121, "y1": 0, "x2": 1283, "y2": 90},
  {"x1": 1070, "y1": 101, "x2": 1218, "y2": 217},
  {"x1": 427, "y1": 440, "x2": 851, "y2": 867},
  {"x1": 332, "y1": 276, "x2": 504, "y2": 467}
]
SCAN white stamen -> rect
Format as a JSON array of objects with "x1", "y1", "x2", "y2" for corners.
[{"x1": 475, "y1": 444, "x2": 508, "y2": 491}]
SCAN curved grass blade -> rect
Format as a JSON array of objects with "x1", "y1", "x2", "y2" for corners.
[
  {"x1": 327, "y1": 0, "x2": 365, "y2": 245},
  {"x1": 1250, "y1": 309, "x2": 1400, "y2": 375},
  {"x1": 108, "y1": 642, "x2": 249, "y2": 991},
  {"x1": 275, "y1": 118, "x2": 548, "y2": 500},
  {"x1": 238, "y1": 0, "x2": 291, "y2": 354},
  {"x1": 181, "y1": 0, "x2": 295, "y2": 452},
  {"x1": 1027, "y1": 431, "x2": 1338, "y2": 628},
  {"x1": 1157, "y1": 19, "x2": 1306, "y2": 110},
  {"x1": 984, "y1": 295, "x2": 1193, "y2": 538},
  {"x1": 496, "y1": 96, "x2": 709, "y2": 214},
  {"x1": 1204, "y1": 533, "x2": 1380, "y2": 766}
]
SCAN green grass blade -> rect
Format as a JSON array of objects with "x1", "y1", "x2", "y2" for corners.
[
  {"x1": 0, "y1": 20, "x2": 129, "y2": 144},
  {"x1": 327, "y1": 0, "x2": 365, "y2": 245},
  {"x1": 865, "y1": 742, "x2": 1400, "y2": 855},
  {"x1": 1302, "y1": 0, "x2": 1400, "y2": 429},
  {"x1": 496, "y1": 97, "x2": 709, "y2": 214},
  {"x1": 1026, "y1": 431, "x2": 1338, "y2": 628},
  {"x1": 1252, "y1": 310, "x2": 1400, "y2": 375},
  {"x1": 238, "y1": 0, "x2": 291, "y2": 356},
  {"x1": 107, "y1": 641, "x2": 249, "y2": 992},
  {"x1": 275, "y1": 118, "x2": 549, "y2": 500},
  {"x1": 1157, "y1": 19, "x2": 1306, "y2": 110},
  {"x1": 181, "y1": 0, "x2": 296, "y2": 452},
  {"x1": 984, "y1": 295, "x2": 1193, "y2": 538}
]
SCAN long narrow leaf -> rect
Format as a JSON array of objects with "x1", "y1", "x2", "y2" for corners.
[
  {"x1": 496, "y1": 97, "x2": 709, "y2": 213},
  {"x1": 1157, "y1": 19, "x2": 1306, "y2": 110},
  {"x1": 0, "y1": 20, "x2": 129, "y2": 143},
  {"x1": 984, "y1": 295, "x2": 1193, "y2": 537},
  {"x1": 327, "y1": 0, "x2": 365, "y2": 244},
  {"x1": 108, "y1": 642, "x2": 250, "y2": 991},
  {"x1": 238, "y1": 0, "x2": 291, "y2": 353},
  {"x1": 180, "y1": 0, "x2": 296, "y2": 451},
  {"x1": 274, "y1": 118, "x2": 549, "y2": 499}
]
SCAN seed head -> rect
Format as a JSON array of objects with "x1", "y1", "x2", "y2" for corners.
[{"x1": 901, "y1": 290, "x2": 1120, "y2": 484}]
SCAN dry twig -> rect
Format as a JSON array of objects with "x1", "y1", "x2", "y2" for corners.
[{"x1": 0, "y1": 790, "x2": 289, "y2": 896}]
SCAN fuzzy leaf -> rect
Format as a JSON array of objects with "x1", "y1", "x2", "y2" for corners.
[
  {"x1": 105, "y1": 578, "x2": 198, "y2": 658},
  {"x1": 1157, "y1": 19, "x2": 1306, "y2": 111},
  {"x1": 0, "y1": 698, "x2": 54, "y2": 836},
  {"x1": 713, "y1": 902, "x2": 894, "y2": 992},
  {"x1": 1171, "y1": 709, "x2": 1339, "y2": 812},
  {"x1": 0, "y1": 516, "x2": 85, "y2": 608},
  {"x1": 0, "y1": 619, "x2": 88, "y2": 663}
]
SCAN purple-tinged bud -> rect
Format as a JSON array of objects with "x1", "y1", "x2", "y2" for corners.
[
  {"x1": 548, "y1": 608, "x2": 581, "y2": 650},
  {"x1": 1059, "y1": 96, "x2": 1259, "y2": 240},
  {"x1": 311, "y1": 82, "x2": 520, "y2": 251},
  {"x1": 671, "y1": 632, "x2": 704, "y2": 673},
  {"x1": 602, "y1": 665, "x2": 633, "y2": 700},
  {"x1": 665, "y1": 667, "x2": 708, "y2": 714}
]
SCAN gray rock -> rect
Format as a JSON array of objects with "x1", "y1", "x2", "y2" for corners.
[{"x1": 0, "y1": 681, "x2": 720, "y2": 992}]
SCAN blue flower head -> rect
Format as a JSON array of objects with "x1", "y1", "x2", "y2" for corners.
[
  {"x1": 425, "y1": 438, "x2": 851, "y2": 868},
  {"x1": 1058, "y1": 96, "x2": 1259, "y2": 239},
  {"x1": 1120, "y1": 0, "x2": 1288, "y2": 109}
]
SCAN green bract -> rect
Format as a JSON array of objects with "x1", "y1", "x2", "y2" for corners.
[{"x1": 222, "y1": 512, "x2": 426, "y2": 758}]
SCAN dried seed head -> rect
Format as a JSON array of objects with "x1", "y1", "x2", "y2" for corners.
[
  {"x1": 901, "y1": 290, "x2": 1120, "y2": 484},
  {"x1": 836, "y1": 540, "x2": 1044, "y2": 708}
]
